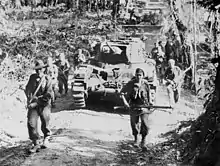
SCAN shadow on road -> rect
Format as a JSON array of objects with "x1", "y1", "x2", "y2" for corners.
[
  {"x1": 52, "y1": 91, "x2": 129, "y2": 116},
  {"x1": 51, "y1": 93, "x2": 75, "y2": 113},
  {"x1": 0, "y1": 128, "x2": 120, "y2": 166},
  {"x1": 0, "y1": 141, "x2": 30, "y2": 166},
  {"x1": 24, "y1": 128, "x2": 121, "y2": 166},
  {"x1": 116, "y1": 139, "x2": 182, "y2": 166},
  {"x1": 50, "y1": 128, "x2": 181, "y2": 166},
  {"x1": 86, "y1": 100, "x2": 129, "y2": 116},
  {"x1": 0, "y1": 127, "x2": 186, "y2": 166}
]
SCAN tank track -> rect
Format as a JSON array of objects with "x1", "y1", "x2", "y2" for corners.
[{"x1": 72, "y1": 78, "x2": 86, "y2": 108}]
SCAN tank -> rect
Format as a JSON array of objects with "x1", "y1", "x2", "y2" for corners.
[{"x1": 71, "y1": 38, "x2": 158, "y2": 108}]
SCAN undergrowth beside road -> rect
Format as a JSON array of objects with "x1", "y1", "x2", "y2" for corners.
[{"x1": 0, "y1": 3, "x2": 217, "y2": 166}]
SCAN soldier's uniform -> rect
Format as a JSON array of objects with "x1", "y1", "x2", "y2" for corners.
[
  {"x1": 164, "y1": 62, "x2": 181, "y2": 107},
  {"x1": 55, "y1": 54, "x2": 70, "y2": 95},
  {"x1": 165, "y1": 40, "x2": 175, "y2": 63},
  {"x1": 76, "y1": 49, "x2": 86, "y2": 64},
  {"x1": 45, "y1": 63, "x2": 58, "y2": 107},
  {"x1": 151, "y1": 44, "x2": 159, "y2": 60},
  {"x1": 112, "y1": 0, "x2": 120, "y2": 20},
  {"x1": 25, "y1": 60, "x2": 53, "y2": 153},
  {"x1": 120, "y1": 70, "x2": 152, "y2": 147}
]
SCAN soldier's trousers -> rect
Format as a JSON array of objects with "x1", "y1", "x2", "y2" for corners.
[
  {"x1": 27, "y1": 105, "x2": 51, "y2": 143},
  {"x1": 51, "y1": 79, "x2": 57, "y2": 105},
  {"x1": 58, "y1": 73, "x2": 68, "y2": 94},
  {"x1": 167, "y1": 83, "x2": 180, "y2": 107},
  {"x1": 167, "y1": 84, "x2": 175, "y2": 107},
  {"x1": 130, "y1": 109, "x2": 150, "y2": 139},
  {"x1": 51, "y1": 85, "x2": 55, "y2": 105}
]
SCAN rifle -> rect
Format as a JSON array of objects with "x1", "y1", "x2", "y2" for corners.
[
  {"x1": 114, "y1": 105, "x2": 172, "y2": 109},
  {"x1": 27, "y1": 75, "x2": 45, "y2": 106},
  {"x1": 113, "y1": 105, "x2": 173, "y2": 114},
  {"x1": 119, "y1": 93, "x2": 173, "y2": 114}
]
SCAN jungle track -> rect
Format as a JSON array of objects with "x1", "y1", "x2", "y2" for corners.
[
  {"x1": 0, "y1": 85, "x2": 199, "y2": 166},
  {"x1": 0, "y1": 1, "x2": 202, "y2": 165}
]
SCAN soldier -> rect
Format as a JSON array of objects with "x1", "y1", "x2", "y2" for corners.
[
  {"x1": 77, "y1": 49, "x2": 86, "y2": 63},
  {"x1": 56, "y1": 52, "x2": 70, "y2": 95},
  {"x1": 25, "y1": 60, "x2": 53, "y2": 153},
  {"x1": 150, "y1": 11, "x2": 158, "y2": 25},
  {"x1": 158, "y1": 41, "x2": 165, "y2": 53},
  {"x1": 156, "y1": 41, "x2": 165, "y2": 84},
  {"x1": 172, "y1": 34, "x2": 181, "y2": 62},
  {"x1": 164, "y1": 59, "x2": 181, "y2": 108},
  {"x1": 45, "y1": 57, "x2": 58, "y2": 108},
  {"x1": 74, "y1": 49, "x2": 87, "y2": 70},
  {"x1": 165, "y1": 38, "x2": 175, "y2": 63},
  {"x1": 120, "y1": 68, "x2": 152, "y2": 149},
  {"x1": 151, "y1": 43, "x2": 159, "y2": 60},
  {"x1": 112, "y1": 0, "x2": 120, "y2": 20}
]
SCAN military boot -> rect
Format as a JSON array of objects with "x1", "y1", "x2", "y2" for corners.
[
  {"x1": 140, "y1": 137, "x2": 147, "y2": 151},
  {"x1": 41, "y1": 136, "x2": 50, "y2": 149},
  {"x1": 133, "y1": 135, "x2": 139, "y2": 147},
  {"x1": 28, "y1": 140, "x2": 41, "y2": 153}
]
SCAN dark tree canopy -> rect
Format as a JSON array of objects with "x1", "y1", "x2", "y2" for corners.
[{"x1": 197, "y1": 0, "x2": 220, "y2": 11}]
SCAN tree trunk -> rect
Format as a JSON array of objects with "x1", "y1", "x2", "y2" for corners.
[
  {"x1": 182, "y1": 9, "x2": 220, "y2": 166},
  {"x1": 11, "y1": 0, "x2": 22, "y2": 8},
  {"x1": 192, "y1": 0, "x2": 197, "y2": 91},
  {"x1": 87, "y1": 0, "x2": 91, "y2": 12},
  {"x1": 169, "y1": 0, "x2": 197, "y2": 89},
  {"x1": 76, "y1": 0, "x2": 79, "y2": 9},
  {"x1": 213, "y1": 11, "x2": 219, "y2": 58}
]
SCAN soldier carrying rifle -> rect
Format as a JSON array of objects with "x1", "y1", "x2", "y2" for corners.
[
  {"x1": 25, "y1": 60, "x2": 53, "y2": 153},
  {"x1": 120, "y1": 68, "x2": 152, "y2": 149}
]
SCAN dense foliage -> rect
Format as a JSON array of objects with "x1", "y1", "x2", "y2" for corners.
[
  {"x1": 197, "y1": 0, "x2": 220, "y2": 11},
  {"x1": 0, "y1": 1, "x2": 219, "y2": 165}
]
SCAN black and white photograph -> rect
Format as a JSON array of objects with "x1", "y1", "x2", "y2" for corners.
[{"x1": 0, "y1": 0, "x2": 219, "y2": 165}]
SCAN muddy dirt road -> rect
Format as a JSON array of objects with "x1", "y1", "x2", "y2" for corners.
[{"x1": 0, "y1": 85, "x2": 198, "y2": 166}]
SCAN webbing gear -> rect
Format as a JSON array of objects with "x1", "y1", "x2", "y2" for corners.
[{"x1": 28, "y1": 75, "x2": 46, "y2": 104}]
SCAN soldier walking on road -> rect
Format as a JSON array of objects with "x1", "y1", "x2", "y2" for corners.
[
  {"x1": 165, "y1": 38, "x2": 175, "y2": 63},
  {"x1": 45, "y1": 57, "x2": 58, "y2": 108},
  {"x1": 164, "y1": 59, "x2": 181, "y2": 108},
  {"x1": 74, "y1": 48, "x2": 86, "y2": 69},
  {"x1": 25, "y1": 60, "x2": 53, "y2": 153},
  {"x1": 151, "y1": 43, "x2": 159, "y2": 60},
  {"x1": 56, "y1": 52, "x2": 70, "y2": 96},
  {"x1": 158, "y1": 41, "x2": 165, "y2": 53},
  {"x1": 120, "y1": 68, "x2": 152, "y2": 149}
]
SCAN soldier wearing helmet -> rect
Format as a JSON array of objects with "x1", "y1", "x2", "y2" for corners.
[{"x1": 120, "y1": 68, "x2": 152, "y2": 149}]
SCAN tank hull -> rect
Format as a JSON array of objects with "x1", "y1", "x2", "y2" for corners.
[{"x1": 71, "y1": 39, "x2": 158, "y2": 108}]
